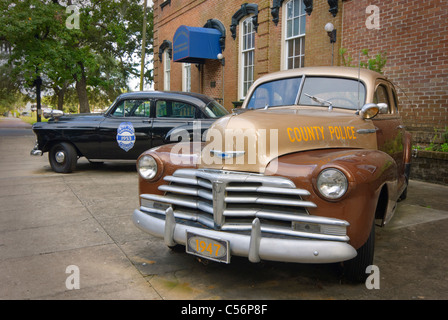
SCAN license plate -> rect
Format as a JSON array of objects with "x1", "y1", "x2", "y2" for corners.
[{"x1": 186, "y1": 231, "x2": 230, "y2": 263}]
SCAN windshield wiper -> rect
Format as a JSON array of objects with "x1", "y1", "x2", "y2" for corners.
[{"x1": 304, "y1": 93, "x2": 333, "y2": 111}]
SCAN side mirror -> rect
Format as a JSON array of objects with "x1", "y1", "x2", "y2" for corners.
[
  {"x1": 377, "y1": 103, "x2": 389, "y2": 114},
  {"x1": 43, "y1": 109, "x2": 64, "y2": 119},
  {"x1": 359, "y1": 103, "x2": 379, "y2": 119}
]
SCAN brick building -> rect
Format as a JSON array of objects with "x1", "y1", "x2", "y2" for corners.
[{"x1": 152, "y1": 0, "x2": 447, "y2": 144}]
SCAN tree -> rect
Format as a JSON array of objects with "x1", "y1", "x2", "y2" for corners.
[
  {"x1": 59, "y1": 0, "x2": 154, "y2": 112},
  {"x1": 0, "y1": 0, "x2": 153, "y2": 114}
]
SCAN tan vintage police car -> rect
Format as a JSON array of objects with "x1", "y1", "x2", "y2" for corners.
[{"x1": 132, "y1": 67, "x2": 412, "y2": 282}]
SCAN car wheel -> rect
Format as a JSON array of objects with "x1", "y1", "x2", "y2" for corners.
[
  {"x1": 49, "y1": 142, "x2": 78, "y2": 173},
  {"x1": 343, "y1": 222, "x2": 375, "y2": 283}
]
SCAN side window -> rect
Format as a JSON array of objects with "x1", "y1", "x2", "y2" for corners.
[
  {"x1": 391, "y1": 87, "x2": 399, "y2": 113},
  {"x1": 156, "y1": 100, "x2": 196, "y2": 118},
  {"x1": 374, "y1": 84, "x2": 391, "y2": 113},
  {"x1": 133, "y1": 101, "x2": 151, "y2": 117},
  {"x1": 111, "y1": 100, "x2": 150, "y2": 117}
]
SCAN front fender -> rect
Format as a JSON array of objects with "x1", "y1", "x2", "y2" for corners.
[
  {"x1": 265, "y1": 148, "x2": 398, "y2": 249},
  {"x1": 137, "y1": 142, "x2": 203, "y2": 198}
]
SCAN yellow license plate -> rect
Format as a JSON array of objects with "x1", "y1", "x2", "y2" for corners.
[{"x1": 186, "y1": 232, "x2": 230, "y2": 263}]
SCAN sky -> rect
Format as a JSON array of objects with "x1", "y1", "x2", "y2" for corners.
[{"x1": 128, "y1": 0, "x2": 154, "y2": 92}]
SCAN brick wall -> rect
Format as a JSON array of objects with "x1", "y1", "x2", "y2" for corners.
[
  {"x1": 341, "y1": 0, "x2": 448, "y2": 143},
  {"x1": 153, "y1": 0, "x2": 285, "y2": 110},
  {"x1": 305, "y1": 0, "x2": 343, "y2": 66},
  {"x1": 152, "y1": 0, "x2": 447, "y2": 144},
  {"x1": 411, "y1": 150, "x2": 448, "y2": 185}
]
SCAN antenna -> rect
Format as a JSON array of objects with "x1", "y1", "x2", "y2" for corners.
[{"x1": 357, "y1": 50, "x2": 361, "y2": 112}]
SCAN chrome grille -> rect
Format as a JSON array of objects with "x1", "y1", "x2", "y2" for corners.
[{"x1": 140, "y1": 168, "x2": 349, "y2": 242}]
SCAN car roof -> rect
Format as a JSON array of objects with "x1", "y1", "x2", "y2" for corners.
[
  {"x1": 116, "y1": 91, "x2": 216, "y2": 107},
  {"x1": 251, "y1": 66, "x2": 386, "y2": 86}
]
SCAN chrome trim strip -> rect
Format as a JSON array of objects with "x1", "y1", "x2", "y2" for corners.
[
  {"x1": 173, "y1": 168, "x2": 297, "y2": 189},
  {"x1": 224, "y1": 195, "x2": 316, "y2": 208},
  {"x1": 225, "y1": 185, "x2": 310, "y2": 196},
  {"x1": 141, "y1": 194, "x2": 213, "y2": 214},
  {"x1": 224, "y1": 209, "x2": 349, "y2": 226},
  {"x1": 158, "y1": 184, "x2": 213, "y2": 201},
  {"x1": 357, "y1": 128, "x2": 377, "y2": 134}
]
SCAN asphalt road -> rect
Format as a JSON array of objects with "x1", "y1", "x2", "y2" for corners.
[{"x1": 0, "y1": 117, "x2": 447, "y2": 303}]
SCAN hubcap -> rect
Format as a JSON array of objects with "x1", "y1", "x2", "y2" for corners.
[{"x1": 55, "y1": 151, "x2": 66, "y2": 163}]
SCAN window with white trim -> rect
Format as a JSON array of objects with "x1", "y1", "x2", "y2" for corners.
[
  {"x1": 182, "y1": 63, "x2": 191, "y2": 92},
  {"x1": 285, "y1": 0, "x2": 306, "y2": 69},
  {"x1": 239, "y1": 16, "x2": 255, "y2": 99},
  {"x1": 163, "y1": 50, "x2": 170, "y2": 91}
]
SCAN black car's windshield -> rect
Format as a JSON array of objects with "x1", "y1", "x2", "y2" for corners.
[
  {"x1": 204, "y1": 100, "x2": 229, "y2": 118},
  {"x1": 246, "y1": 76, "x2": 366, "y2": 110}
]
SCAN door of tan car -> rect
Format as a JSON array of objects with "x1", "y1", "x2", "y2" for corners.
[{"x1": 372, "y1": 81, "x2": 406, "y2": 180}]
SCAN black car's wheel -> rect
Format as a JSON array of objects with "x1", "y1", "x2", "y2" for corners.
[
  {"x1": 343, "y1": 222, "x2": 375, "y2": 283},
  {"x1": 49, "y1": 142, "x2": 78, "y2": 173}
]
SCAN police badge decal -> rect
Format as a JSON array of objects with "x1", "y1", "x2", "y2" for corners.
[{"x1": 117, "y1": 122, "x2": 136, "y2": 152}]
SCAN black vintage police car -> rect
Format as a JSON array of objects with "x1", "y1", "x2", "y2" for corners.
[{"x1": 30, "y1": 91, "x2": 228, "y2": 173}]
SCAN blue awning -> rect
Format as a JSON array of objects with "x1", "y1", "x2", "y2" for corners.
[{"x1": 173, "y1": 25, "x2": 222, "y2": 64}]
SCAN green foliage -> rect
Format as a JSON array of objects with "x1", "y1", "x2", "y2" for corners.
[
  {"x1": 0, "y1": 0, "x2": 153, "y2": 113},
  {"x1": 339, "y1": 47, "x2": 387, "y2": 74},
  {"x1": 413, "y1": 128, "x2": 448, "y2": 153}
]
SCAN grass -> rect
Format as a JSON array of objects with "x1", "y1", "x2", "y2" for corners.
[{"x1": 19, "y1": 114, "x2": 48, "y2": 125}]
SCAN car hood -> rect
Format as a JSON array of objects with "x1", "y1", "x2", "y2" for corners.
[
  {"x1": 198, "y1": 106, "x2": 378, "y2": 173},
  {"x1": 32, "y1": 113, "x2": 105, "y2": 130}
]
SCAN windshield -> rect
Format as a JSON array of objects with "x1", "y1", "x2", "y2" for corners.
[
  {"x1": 246, "y1": 77, "x2": 302, "y2": 109},
  {"x1": 246, "y1": 76, "x2": 366, "y2": 110},
  {"x1": 204, "y1": 100, "x2": 229, "y2": 118},
  {"x1": 298, "y1": 77, "x2": 365, "y2": 110}
]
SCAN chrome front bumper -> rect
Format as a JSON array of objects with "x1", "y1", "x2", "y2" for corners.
[
  {"x1": 30, "y1": 149, "x2": 43, "y2": 156},
  {"x1": 30, "y1": 141, "x2": 43, "y2": 156},
  {"x1": 132, "y1": 208, "x2": 357, "y2": 264}
]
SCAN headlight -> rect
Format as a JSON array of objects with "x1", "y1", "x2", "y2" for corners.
[
  {"x1": 137, "y1": 155, "x2": 158, "y2": 180},
  {"x1": 317, "y1": 168, "x2": 348, "y2": 200}
]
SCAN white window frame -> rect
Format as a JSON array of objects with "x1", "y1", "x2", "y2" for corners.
[
  {"x1": 163, "y1": 50, "x2": 171, "y2": 91},
  {"x1": 238, "y1": 16, "x2": 255, "y2": 100},
  {"x1": 182, "y1": 63, "x2": 191, "y2": 92},
  {"x1": 281, "y1": 0, "x2": 306, "y2": 70}
]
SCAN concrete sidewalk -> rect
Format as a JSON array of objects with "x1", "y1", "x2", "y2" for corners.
[
  {"x1": 0, "y1": 118, "x2": 159, "y2": 299},
  {"x1": 0, "y1": 117, "x2": 32, "y2": 128},
  {"x1": 0, "y1": 117, "x2": 447, "y2": 300}
]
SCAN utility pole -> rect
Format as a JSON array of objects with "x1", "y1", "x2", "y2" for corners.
[
  {"x1": 34, "y1": 75, "x2": 42, "y2": 122},
  {"x1": 139, "y1": 0, "x2": 148, "y2": 91}
]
